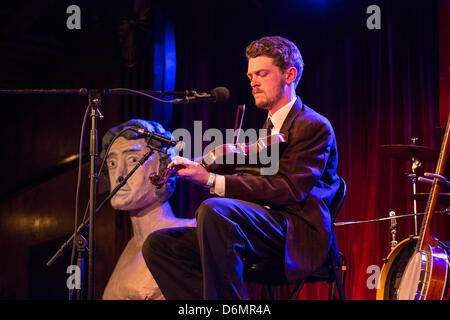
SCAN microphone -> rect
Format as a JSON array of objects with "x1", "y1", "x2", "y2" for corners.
[
  {"x1": 169, "y1": 87, "x2": 230, "y2": 104},
  {"x1": 127, "y1": 127, "x2": 178, "y2": 146}
]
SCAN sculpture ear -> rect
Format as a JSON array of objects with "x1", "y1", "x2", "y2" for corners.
[{"x1": 153, "y1": 152, "x2": 176, "y2": 203}]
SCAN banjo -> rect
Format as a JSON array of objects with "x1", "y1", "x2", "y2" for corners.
[{"x1": 396, "y1": 116, "x2": 450, "y2": 300}]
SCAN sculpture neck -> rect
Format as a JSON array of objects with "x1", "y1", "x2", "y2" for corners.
[{"x1": 128, "y1": 201, "x2": 175, "y2": 245}]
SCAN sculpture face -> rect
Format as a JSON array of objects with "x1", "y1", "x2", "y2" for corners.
[{"x1": 106, "y1": 137, "x2": 160, "y2": 211}]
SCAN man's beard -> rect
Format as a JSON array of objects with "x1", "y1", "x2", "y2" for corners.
[{"x1": 253, "y1": 81, "x2": 285, "y2": 110}]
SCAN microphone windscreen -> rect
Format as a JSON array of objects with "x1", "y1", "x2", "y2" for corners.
[{"x1": 212, "y1": 87, "x2": 230, "y2": 104}]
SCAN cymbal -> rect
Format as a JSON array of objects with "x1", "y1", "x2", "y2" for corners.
[
  {"x1": 379, "y1": 144, "x2": 440, "y2": 162},
  {"x1": 409, "y1": 193, "x2": 450, "y2": 205}
]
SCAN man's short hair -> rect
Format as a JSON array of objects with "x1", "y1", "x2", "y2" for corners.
[
  {"x1": 100, "y1": 119, "x2": 177, "y2": 203},
  {"x1": 245, "y1": 35, "x2": 304, "y2": 88}
]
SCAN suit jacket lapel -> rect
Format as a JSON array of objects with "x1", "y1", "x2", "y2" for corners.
[{"x1": 280, "y1": 96, "x2": 304, "y2": 135}]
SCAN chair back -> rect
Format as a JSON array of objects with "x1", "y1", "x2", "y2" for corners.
[{"x1": 329, "y1": 177, "x2": 347, "y2": 224}]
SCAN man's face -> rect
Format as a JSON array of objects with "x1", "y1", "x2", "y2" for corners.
[
  {"x1": 247, "y1": 55, "x2": 287, "y2": 110},
  {"x1": 106, "y1": 137, "x2": 160, "y2": 211}
]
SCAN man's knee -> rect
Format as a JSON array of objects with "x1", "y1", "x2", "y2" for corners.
[
  {"x1": 196, "y1": 198, "x2": 226, "y2": 224},
  {"x1": 196, "y1": 198, "x2": 243, "y2": 230}
]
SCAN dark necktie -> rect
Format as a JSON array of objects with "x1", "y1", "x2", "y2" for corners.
[{"x1": 262, "y1": 117, "x2": 274, "y2": 134}]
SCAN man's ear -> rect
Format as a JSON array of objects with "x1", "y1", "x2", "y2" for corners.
[{"x1": 285, "y1": 66, "x2": 298, "y2": 85}]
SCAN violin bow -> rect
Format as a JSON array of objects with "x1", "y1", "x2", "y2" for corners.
[{"x1": 233, "y1": 104, "x2": 246, "y2": 145}]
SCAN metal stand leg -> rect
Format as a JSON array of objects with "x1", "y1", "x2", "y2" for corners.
[{"x1": 407, "y1": 137, "x2": 421, "y2": 236}]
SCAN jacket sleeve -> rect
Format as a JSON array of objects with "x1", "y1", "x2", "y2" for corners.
[{"x1": 224, "y1": 117, "x2": 334, "y2": 207}]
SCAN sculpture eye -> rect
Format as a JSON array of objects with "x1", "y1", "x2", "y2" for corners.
[
  {"x1": 127, "y1": 156, "x2": 139, "y2": 165},
  {"x1": 107, "y1": 159, "x2": 116, "y2": 169}
]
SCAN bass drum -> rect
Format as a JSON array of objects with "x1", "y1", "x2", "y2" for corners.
[{"x1": 376, "y1": 236, "x2": 418, "y2": 300}]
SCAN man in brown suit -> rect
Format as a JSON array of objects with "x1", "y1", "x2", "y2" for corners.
[{"x1": 142, "y1": 36, "x2": 340, "y2": 299}]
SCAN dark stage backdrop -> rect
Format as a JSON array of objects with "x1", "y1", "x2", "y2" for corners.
[{"x1": 0, "y1": 0, "x2": 448, "y2": 300}]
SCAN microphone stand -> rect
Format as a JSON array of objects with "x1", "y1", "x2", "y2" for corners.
[
  {"x1": 0, "y1": 88, "x2": 178, "y2": 299},
  {"x1": 74, "y1": 234, "x2": 87, "y2": 300},
  {"x1": 87, "y1": 90, "x2": 101, "y2": 300}
]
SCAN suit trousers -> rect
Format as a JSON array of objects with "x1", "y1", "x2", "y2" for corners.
[{"x1": 142, "y1": 197, "x2": 287, "y2": 299}]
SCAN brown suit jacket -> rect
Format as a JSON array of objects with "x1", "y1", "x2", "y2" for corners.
[{"x1": 223, "y1": 97, "x2": 340, "y2": 282}]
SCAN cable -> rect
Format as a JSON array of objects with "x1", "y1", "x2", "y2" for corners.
[{"x1": 109, "y1": 88, "x2": 174, "y2": 104}]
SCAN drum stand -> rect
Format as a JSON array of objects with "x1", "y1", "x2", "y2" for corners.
[
  {"x1": 379, "y1": 137, "x2": 441, "y2": 239},
  {"x1": 389, "y1": 211, "x2": 398, "y2": 249},
  {"x1": 406, "y1": 157, "x2": 420, "y2": 236},
  {"x1": 405, "y1": 137, "x2": 421, "y2": 236}
]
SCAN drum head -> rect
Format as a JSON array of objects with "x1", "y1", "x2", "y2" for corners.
[
  {"x1": 397, "y1": 251, "x2": 427, "y2": 300},
  {"x1": 377, "y1": 237, "x2": 418, "y2": 300}
]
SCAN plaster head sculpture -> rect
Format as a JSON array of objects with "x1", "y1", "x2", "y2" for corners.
[
  {"x1": 100, "y1": 118, "x2": 177, "y2": 212},
  {"x1": 100, "y1": 119, "x2": 195, "y2": 300}
]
